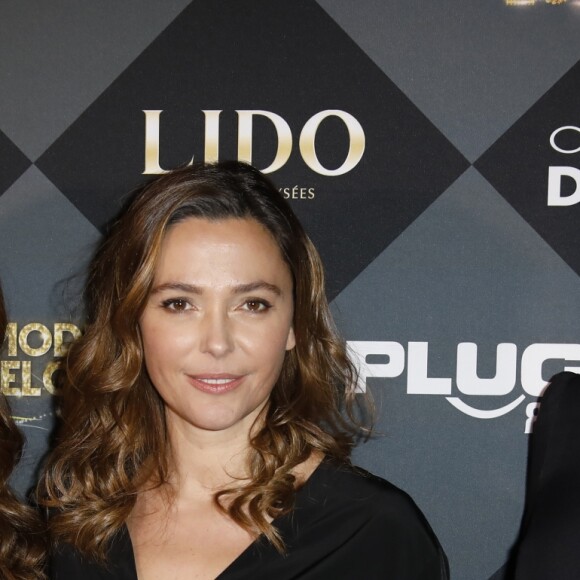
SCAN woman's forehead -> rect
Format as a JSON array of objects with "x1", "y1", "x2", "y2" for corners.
[{"x1": 154, "y1": 217, "x2": 292, "y2": 289}]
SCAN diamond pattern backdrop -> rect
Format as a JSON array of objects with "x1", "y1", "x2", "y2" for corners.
[{"x1": 1, "y1": 2, "x2": 579, "y2": 578}]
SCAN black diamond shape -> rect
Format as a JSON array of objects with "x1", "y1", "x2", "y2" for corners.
[
  {"x1": 0, "y1": 129, "x2": 31, "y2": 197},
  {"x1": 37, "y1": 0, "x2": 468, "y2": 299},
  {"x1": 476, "y1": 60, "x2": 580, "y2": 279}
]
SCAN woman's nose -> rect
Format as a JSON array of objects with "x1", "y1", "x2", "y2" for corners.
[{"x1": 198, "y1": 308, "x2": 234, "y2": 357}]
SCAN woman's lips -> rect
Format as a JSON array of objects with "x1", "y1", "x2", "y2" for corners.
[{"x1": 186, "y1": 374, "x2": 245, "y2": 394}]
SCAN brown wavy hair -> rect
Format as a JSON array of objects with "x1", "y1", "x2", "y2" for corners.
[
  {"x1": 39, "y1": 161, "x2": 369, "y2": 560},
  {"x1": 0, "y1": 283, "x2": 46, "y2": 579}
]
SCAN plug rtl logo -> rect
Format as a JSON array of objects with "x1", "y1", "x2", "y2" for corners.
[{"x1": 348, "y1": 341, "x2": 580, "y2": 432}]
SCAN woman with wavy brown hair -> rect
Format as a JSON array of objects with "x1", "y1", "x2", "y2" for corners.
[
  {"x1": 0, "y1": 282, "x2": 46, "y2": 579},
  {"x1": 40, "y1": 161, "x2": 447, "y2": 579}
]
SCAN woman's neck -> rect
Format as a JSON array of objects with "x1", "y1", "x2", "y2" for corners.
[{"x1": 166, "y1": 419, "x2": 252, "y2": 496}]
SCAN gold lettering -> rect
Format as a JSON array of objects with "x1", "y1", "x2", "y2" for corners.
[
  {"x1": 43, "y1": 361, "x2": 61, "y2": 395},
  {"x1": 21, "y1": 360, "x2": 41, "y2": 396},
  {"x1": 1, "y1": 361, "x2": 21, "y2": 396},
  {"x1": 19, "y1": 323, "x2": 52, "y2": 357},
  {"x1": 237, "y1": 110, "x2": 292, "y2": 174},
  {"x1": 204, "y1": 110, "x2": 222, "y2": 163},
  {"x1": 299, "y1": 110, "x2": 365, "y2": 176},
  {"x1": 143, "y1": 110, "x2": 194, "y2": 174},
  {"x1": 54, "y1": 323, "x2": 82, "y2": 357},
  {"x1": 5, "y1": 323, "x2": 17, "y2": 357}
]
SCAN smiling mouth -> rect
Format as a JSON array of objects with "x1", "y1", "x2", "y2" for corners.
[{"x1": 187, "y1": 375, "x2": 244, "y2": 394}]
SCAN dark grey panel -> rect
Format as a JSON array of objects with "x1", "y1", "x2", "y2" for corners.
[
  {"x1": 476, "y1": 60, "x2": 580, "y2": 280},
  {"x1": 0, "y1": 0, "x2": 192, "y2": 160},
  {"x1": 0, "y1": 128, "x2": 30, "y2": 197},
  {"x1": 316, "y1": 0, "x2": 580, "y2": 161}
]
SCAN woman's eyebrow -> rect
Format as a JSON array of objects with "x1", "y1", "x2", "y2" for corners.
[
  {"x1": 150, "y1": 282, "x2": 202, "y2": 295},
  {"x1": 150, "y1": 280, "x2": 283, "y2": 296},
  {"x1": 233, "y1": 281, "x2": 282, "y2": 296}
]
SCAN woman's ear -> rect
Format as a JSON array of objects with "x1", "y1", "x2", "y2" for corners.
[{"x1": 285, "y1": 326, "x2": 296, "y2": 351}]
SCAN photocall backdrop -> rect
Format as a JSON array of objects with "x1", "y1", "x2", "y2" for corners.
[{"x1": 1, "y1": 2, "x2": 579, "y2": 578}]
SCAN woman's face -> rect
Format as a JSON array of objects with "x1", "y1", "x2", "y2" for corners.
[{"x1": 139, "y1": 217, "x2": 296, "y2": 438}]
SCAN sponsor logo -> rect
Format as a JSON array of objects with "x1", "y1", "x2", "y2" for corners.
[
  {"x1": 348, "y1": 340, "x2": 580, "y2": 432},
  {"x1": 1, "y1": 322, "x2": 81, "y2": 396},
  {"x1": 548, "y1": 125, "x2": 580, "y2": 206},
  {"x1": 143, "y1": 109, "x2": 365, "y2": 176},
  {"x1": 475, "y1": 62, "x2": 580, "y2": 278}
]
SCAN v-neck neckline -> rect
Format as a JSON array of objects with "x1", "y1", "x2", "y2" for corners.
[
  {"x1": 216, "y1": 456, "x2": 329, "y2": 578},
  {"x1": 122, "y1": 457, "x2": 329, "y2": 580}
]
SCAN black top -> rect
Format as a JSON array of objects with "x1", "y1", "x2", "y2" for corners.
[
  {"x1": 51, "y1": 460, "x2": 449, "y2": 579},
  {"x1": 511, "y1": 371, "x2": 580, "y2": 580}
]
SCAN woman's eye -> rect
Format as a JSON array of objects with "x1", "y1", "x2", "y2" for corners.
[
  {"x1": 162, "y1": 298, "x2": 190, "y2": 312},
  {"x1": 243, "y1": 300, "x2": 271, "y2": 313}
]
